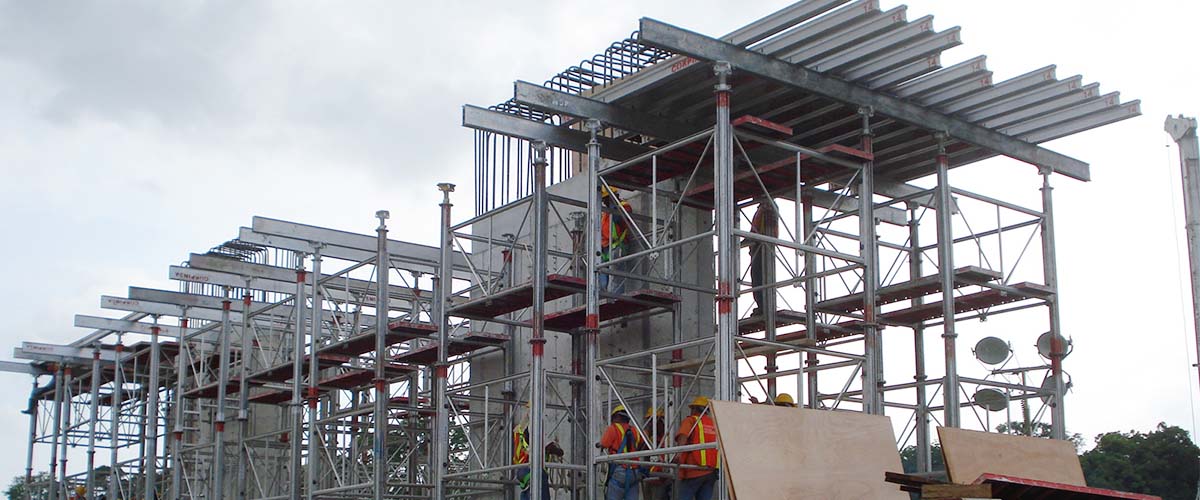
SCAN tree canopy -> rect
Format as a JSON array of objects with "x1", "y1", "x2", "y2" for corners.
[{"x1": 1079, "y1": 423, "x2": 1199, "y2": 500}]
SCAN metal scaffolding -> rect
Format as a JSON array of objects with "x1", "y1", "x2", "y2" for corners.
[{"x1": 5, "y1": 1, "x2": 1141, "y2": 499}]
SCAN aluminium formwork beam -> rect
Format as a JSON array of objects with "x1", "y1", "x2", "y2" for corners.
[
  {"x1": 512, "y1": 81, "x2": 916, "y2": 220},
  {"x1": 636, "y1": 18, "x2": 1093, "y2": 182}
]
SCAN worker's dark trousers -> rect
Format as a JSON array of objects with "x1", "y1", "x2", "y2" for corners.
[{"x1": 750, "y1": 244, "x2": 773, "y2": 311}]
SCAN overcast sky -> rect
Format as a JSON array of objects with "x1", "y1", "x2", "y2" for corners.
[{"x1": 0, "y1": 0, "x2": 1197, "y2": 482}]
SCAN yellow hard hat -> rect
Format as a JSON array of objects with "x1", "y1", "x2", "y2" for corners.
[
  {"x1": 611, "y1": 404, "x2": 628, "y2": 417},
  {"x1": 599, "y1": 185, "x2": 620, "y2": 198},
  {"x1": 75, "y1": 486, "x2": 86, "y2": 495},
  {"x1": 514, "y1": 423, "x2": 527, "y2": 434},
  {"x1": 774, "y1": 393, "x2": 795, "y2": 405},
  {"x1": 689, "y1": 396, "x2": 709, "y2": 408},
  {"x1": 645, "y1": 407, "x2": 665, "y2": 418}
]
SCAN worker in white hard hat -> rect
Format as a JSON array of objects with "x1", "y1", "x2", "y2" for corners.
[{"x1": 598, "y1": 404, "x2": 644, "y2": 500}]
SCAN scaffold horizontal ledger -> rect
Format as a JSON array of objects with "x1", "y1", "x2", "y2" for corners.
[{"x1": 7, "y1": 1, "x2": 1140, "y2": 499}]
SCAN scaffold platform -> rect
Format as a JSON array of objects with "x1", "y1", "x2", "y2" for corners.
[
  {"x1": 449, "y1": 274, "x2": 587, "y2": 319},
  {"x1": 543, "y1": 289, "x2": 681, "y2": 331}
]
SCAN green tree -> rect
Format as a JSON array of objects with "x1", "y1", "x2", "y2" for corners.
[
  {"x1": 899, "y1": 443, "x2": 944, "y2": 473},
  {"x1": 6, "y1": 472, "x2": 50, "y2": 500},
  {"x1": 1079, "y1": 423, "x2": 1199, "y2": 500},
  {"x1": 995, "y1": 421, "x2": 1084, "y2": 451}
]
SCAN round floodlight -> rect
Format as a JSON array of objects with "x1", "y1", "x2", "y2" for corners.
[
  {"x1": 1039, "y1": 373, "x2": 1072, "y2": 404},
  {"x1": 973, "y1": 337, "x2": 1011, "y2": 365},
  {"x1": 973, "y1": 388, "x2": 1008, "y2": 412},
  {"x1": 1036, "y1": 332, "x2": 1071, "y2": 359}
]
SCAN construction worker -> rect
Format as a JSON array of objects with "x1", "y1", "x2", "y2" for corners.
[
  {"x1": 513, "y1": 423, "x2": 562, "y2": 500},
  {"x1": 642, "y1": 407, "x2": 671, "y2": 500},
  {"x1": 773, "y1": 393, "x2": 797, "y2": 407},
  {"x1": 748, "y1": 197, "x2": 778, "y2": 315},
  {"x1": 599, "y1": 186, "x2": 634, "y2": 294},
  {"x1": 598, "y1": 404, "x2": 644, "y2": 500},
  {"x1": 675, "y1": 396, "x2": 719, "y2": 500}
]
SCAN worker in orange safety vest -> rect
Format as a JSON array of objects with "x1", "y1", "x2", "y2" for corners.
[
  {"x1": 598, "y1": 405, "x2": 644, "y2": 500},
  {"x1": 675, "y1": 396, "x2": 719, "y2": 500},
  {"x1": 599, "y1": 186, "x2": 634, "y2": 294}
]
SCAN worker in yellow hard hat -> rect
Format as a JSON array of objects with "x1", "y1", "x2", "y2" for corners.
[
  {"x1": 598, "y1": 404, "x2": 644, "y2": 499},
  {"x1": 599, "y1": 185, "x2": 634, "y2": 293},
  {"x1": 773, "y1": 393, "x2": 797, "y2": 407},
  {"x1": 675, "y1": 396, "x2": 718, "y2": 500}
]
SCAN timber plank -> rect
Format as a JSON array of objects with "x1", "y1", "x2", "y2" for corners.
[
  {"x1": 708, "y1": 401, "x2": 907, "y2": 499},
  {"x1": 937, "y1": 427, "x2": 1085, "y2": 486}
]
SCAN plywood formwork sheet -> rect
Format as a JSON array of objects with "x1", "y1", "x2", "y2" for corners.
[
  {"x1": 938, "y1": 426, "x2": 1086, "y2": 486},
  {"x1": 708, "y1": 401, "x2": 908, "y2": 500}
]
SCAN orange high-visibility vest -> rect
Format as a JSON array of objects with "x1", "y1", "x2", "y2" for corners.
[
  {"x1": 601, "y1": 201, "x2": 632, "y2": 250},
  {"x1": 513, "y1": 431, "x2": 529, "y2": 465},
  {"x1": 682, "y1": 415, "x2": 719, "y2": 470}
]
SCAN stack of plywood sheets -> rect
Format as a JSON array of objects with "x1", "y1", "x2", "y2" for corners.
[
  {"x1": 708, "y1": 400, "x2": 908, "y2": 500},
  {"x1": 938, "y1": 427, "x2": 1086, "y2": 486}
]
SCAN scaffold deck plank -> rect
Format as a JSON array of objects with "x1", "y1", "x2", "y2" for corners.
[
  {"x1": 816, "y1": 266, "x2": 1001, "y2": 315},
  {"x1": 880, "y1": 282, "x2": 1051, "y2": 325},
  {"x1": 184, "y1": 380, "x2": 243, "y2": 399},
  {"x1": 449, "y1": 274, "x2": 587, "y2": 319},
  {"x1": 766, "y1": 282, "x2": 1049, "y2": 342},
  {"x1": 319, "y1": 363, "x2": 415, "y2": 390},
  {"x1": 543, "y1": 289, "x2": 681, "y2": 331},
  {"x1": 247, "y1": 389, "x2": 292, "y2": 405},
  {"x1": 248, "y1": 353, "x2": 352, "y2": 383},
  {"x1": 319, "y1": 321, "x2": 435, "y2": 357},
  {"x1": 738, "y1": 309, "x2": 809, "y2": 335},
  {"x1": 392, "y1": 332, "x2": 510, "y2": 365}
]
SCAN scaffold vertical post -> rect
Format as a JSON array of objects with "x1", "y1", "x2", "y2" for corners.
[
  {"x1": 291, "y1": 257, "x2": 308, "y2": 500},
  {"x1": 146, "y1": 317, "x2": 161, "y2": 500},
  {"x1": 908, "y1": 203, "x2": 931, "y2": 471},
  {"x1": 307, "y1": 246, "x2": 324, "y2": 500},
  {"x1": 859, "y1": 107, "x2": 882, "y2": 415},
  {"x1": 713, "y1": 61, "x2": 737, "y2": 403},
  {"x1": 374, "y1": 210, "x2": 390, "y2": 500},
  {"x1": 87, "y1": 345, "x2": 101, "y2": 499},
  {"x1": 1040, "y1": 169, "x2": 1067, "y2": 440},
  {"x1": 60, "y1": 365, "x2": 72, "y2": 500},
  {"x1": 236, "y1": 294, "x2": 251, "y2": 500},
  {"x1": 214, "y1": 290, "x2": 232, "y2": 500},
  {"x1": 802, "y1": 195, "x2": 818, "y2": 409},
  {"x1": 48, "y1": 363, "x2": 63, "y2": 500},
  {"x1": 24, "y1": 378, "x2": 36, "y2": 500},
  {"x1": 585, "y1": 119, "x2": 602, "y2": 499},
  {"x1": 109, "y1": 340, "x2": 123, "y2": 500},
  {"x1": 935, "y1": 133, "x2": 960, "y2": 428},
  {"x1": 173, "y1": 314, "x2": 190, "y2": 500},
  {"x1": 435, "y1": 182, "x2": 456, "y2": 499},
  {"x1": 529, "y1": 142, "x2": 549, "y2": 500}
]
